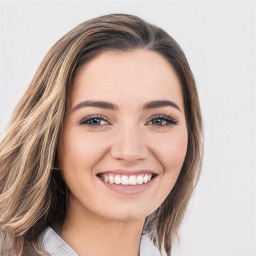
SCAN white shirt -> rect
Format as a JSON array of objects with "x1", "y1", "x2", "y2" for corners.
[{"x1": 42, "y1": 226, "x2": 164, "y2": 256}]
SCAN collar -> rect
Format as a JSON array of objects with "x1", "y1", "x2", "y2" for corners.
[{"x1": 42, "y1": 226, "x2": 163, "y2": 256}]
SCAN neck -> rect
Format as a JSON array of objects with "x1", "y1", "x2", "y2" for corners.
[{"x1": 61, "y1": 200, "x2": 145, "y2": 256}]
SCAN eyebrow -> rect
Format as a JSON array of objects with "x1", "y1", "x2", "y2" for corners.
[
  {"x1": 143, "y1": 100, "x2": 180, "y2": 111},
  {"x1": 72, "y1": 100, "x2": 180, "y2": 112},
  {"x1": 72, "y1": 100, "x2": 118, "y2": 111}
]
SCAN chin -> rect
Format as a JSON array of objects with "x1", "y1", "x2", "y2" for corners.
[{"x1": 97, "y1": 203, "x2": 156, "y2": 223}]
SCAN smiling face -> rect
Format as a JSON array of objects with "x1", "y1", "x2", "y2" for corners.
[{"x1": 59, "y1": 49, "x2": 188, "y2": 223}]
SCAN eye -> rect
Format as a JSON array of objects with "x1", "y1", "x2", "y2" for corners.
[
  {"x1": 80, "y1": 115, "x2": 110, "y2": 126},
  {"x1": 146, "y1": 114, "x2": 178, "y2": 127}
]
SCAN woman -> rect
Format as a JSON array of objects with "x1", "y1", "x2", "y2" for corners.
[{"x1": 0, "y1": 14, "x2": 203, "y2": 256}]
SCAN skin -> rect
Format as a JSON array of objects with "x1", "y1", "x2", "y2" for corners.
[{"x1": 59, "y1": 49, "x2": 188, "y2": 256}]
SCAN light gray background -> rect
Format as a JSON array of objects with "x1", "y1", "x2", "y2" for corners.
[{"x1": 0, "y1": 0, "x2": 255, "y2": 255}]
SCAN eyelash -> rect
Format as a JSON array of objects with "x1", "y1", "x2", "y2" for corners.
[
  {"x1": 80, "y1": 114, "x2": 110, "y2": 126},
  {"x1": 80, "y1": 114, "x2": 178, "y2": 127},
  {"x1": 146, "y1": 114, "x2": 178, "y2": 127}
]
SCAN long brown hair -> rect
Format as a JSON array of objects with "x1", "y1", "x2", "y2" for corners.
[{"x1": 0, "y1": 14, "x2": 203, "y2": 255}]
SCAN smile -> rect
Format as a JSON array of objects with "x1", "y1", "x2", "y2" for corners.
[{"x1": 98, "y1": 173, "x2": 154, "y2": 186}]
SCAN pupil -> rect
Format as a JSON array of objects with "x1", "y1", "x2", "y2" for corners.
[
  {"x1": 154, "y1": 119, "x2": 161, "y2": 124},
  {"x1": 91, "y1": 119, "x2": 99, "y2": 124}
]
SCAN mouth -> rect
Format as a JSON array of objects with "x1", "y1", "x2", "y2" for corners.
[
  {"x1": 97, "y1": 173, "x2": 157, "y2": 186},
  {"x1": 96, "y1": 171, "x2": 158, "y2": 197}
]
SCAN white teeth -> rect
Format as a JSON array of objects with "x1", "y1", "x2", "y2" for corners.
[
  {"x1": 109, "y1": 174, "x2": 114, "y2": 184},
  {"x1": 104, "y1": 174, "x2": 109, "y2": 183},
  {"x1": 100, "y1": 173, "x2": 154, "y2": 186},
  {"x1": 143, "y1": 174, "x2": 149, "y2": 183},
  {"x1": 137, "y1": 175, "x2": 144, "y2": 185},
  {"x1": 121, "y1": 175, "x2": 129, "y2": 185},
  {"x1": 128, "y1": 175, "x2": 137, "y2": 185},
  {"x1": 114, "y1": 175, "x2": 121, "y2": 185}
]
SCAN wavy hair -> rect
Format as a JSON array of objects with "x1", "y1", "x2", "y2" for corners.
[{"x1": 0, "y1": 14, "x2": 203, "y2": 255}]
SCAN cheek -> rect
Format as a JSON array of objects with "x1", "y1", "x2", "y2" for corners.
[
  {"x1": 151, "y1": 130, "x2": 188, "y2": 175},
  {"x1": 143, "y1": 130, "x2": 188, "y2": 210},
  {"x1": 61, "y1": 130, "x2": 107, "y2": 172},
  {"x1": 60, "y1": 130, "x2": 108, "y2": 202}
]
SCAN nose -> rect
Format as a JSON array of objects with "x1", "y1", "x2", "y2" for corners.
[{"x1": 110, "y1": 125, "x2": 149, "y2": 162}]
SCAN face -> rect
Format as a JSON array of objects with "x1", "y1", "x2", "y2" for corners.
[{"x1": 59, "y1": 49, "x2": 188, "y2": 223}]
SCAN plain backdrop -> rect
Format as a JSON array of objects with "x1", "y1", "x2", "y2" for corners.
[{"x1": 0, "y1": 0, "x2": 255, "y2": 255}]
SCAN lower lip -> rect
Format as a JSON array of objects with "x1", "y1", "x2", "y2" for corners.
[{"x1": 98, "y1": 176, "x2": 156, "y2": 195}]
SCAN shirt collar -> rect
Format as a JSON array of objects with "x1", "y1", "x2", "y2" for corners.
[{"x1": 42, "y1": 226, "x2": 163, "y2": 256}]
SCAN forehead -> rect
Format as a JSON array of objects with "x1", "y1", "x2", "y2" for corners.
[{"x1": 71, "y1": 49, "x2": 184, "y2": 110}]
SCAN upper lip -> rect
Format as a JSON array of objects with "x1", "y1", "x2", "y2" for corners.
[{"x1": 97, "y1": 169, "x2": 158, "y2": 176}]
